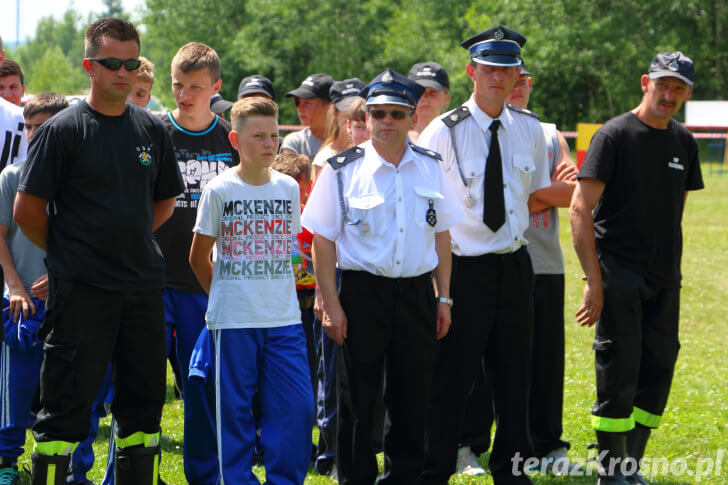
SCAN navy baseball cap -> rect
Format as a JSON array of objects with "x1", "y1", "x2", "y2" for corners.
[
  {"x1": 648, "y1": 51, "x2": 695, "y2": 86},
  {"x1": 330, "y1": 78, "x2": 365, "y2": 111},
  {"x1": 238, "y1": 75, "x2": 276, "y2": 99},
  {"x1": 360, "y1": 69, "x2": 425, "y2": 108},
  {"x1": 460, "y1": 25, "x2": 525, "y2": 67},
  {"x1": 210, "y1": 93, "x2": 233, "y2": 114},
  {"x1": 408, "y1": 61, "x2": 450, "y2": 90},
  {"x1": 286, "y1": 73, "x2": 334, "y2": 100}
]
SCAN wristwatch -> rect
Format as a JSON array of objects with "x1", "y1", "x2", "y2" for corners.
[{"x1": 436, "y1": 296, "x2": 454, "y2": 307}]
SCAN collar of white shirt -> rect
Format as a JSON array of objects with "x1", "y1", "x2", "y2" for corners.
[{"x1": 464, "y1": 95, "x2": 515, "y2": 135}]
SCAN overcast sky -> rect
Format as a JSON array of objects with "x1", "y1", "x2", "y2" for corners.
[{"x1": 2, "y1": 0, "x2": 145, "y2": 45}]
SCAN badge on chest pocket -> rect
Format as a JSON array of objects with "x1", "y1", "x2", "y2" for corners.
[{"x1": 413, "y1": 186, "x2": 443, "y2": 229}]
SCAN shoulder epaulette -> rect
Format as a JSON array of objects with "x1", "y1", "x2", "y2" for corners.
[
  {"x1": 441, "y1": 105, "x2": 471, "y2": 128},
  {"x1": 506, "y1": 103, "x2": 540, "y2": 120},
  {"x1": 327, "y1": 146, "x2": 365, "y2": 170},
  {"x1": 409, "y1": 143, "x2": 443, "y2": 161}
]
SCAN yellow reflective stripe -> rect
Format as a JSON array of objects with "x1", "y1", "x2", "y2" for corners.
[
  {"x1": 33, "y1": 440, "x2": 78, "y2": 456},
  {"x1": 592, "y1": 413, "x2": 635, "y2": 432},
  {"x1": 634, "y1": 406, "x2": 661, "y2": 428},
  {"x1": 153, "y1": 454, "x2": 159, "y2": 483},
  {"x1": 117, "y1": 431, "x2": 161, "y2": 449},
  {"x1": 47, "y1": 464, "x2": 55, "y2": 485}
]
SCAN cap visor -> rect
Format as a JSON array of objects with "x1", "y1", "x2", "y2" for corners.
[
  {"x1": 334, "y1": 97, "x2": 358, "y2": 111},
  {"x1": 472, "y1": 55, "x2": 522, "y2": 67},
  {"x1": 648, "y1": 71, "x2": 694, "y2": 86},
  {"x1": 365, "y1": 95, "x2": 414, "y2": 108},
  {"x1": 211, "y1": 100, "x2": 233, "y2": 114},
  {"x1": 285, "y1": 87, "x2": 318, "y2": 98},
  {"x1": 414, "y1": 79, "x2": 446, "y2": 90},
  {"x1": 238, "y1": 88, "x2": 272, "y2": 99}
]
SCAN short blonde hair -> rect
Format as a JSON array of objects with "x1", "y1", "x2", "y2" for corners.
[
  {"x1": 170, "y1": 42, "x2": 220, "y2": 81},
  {"x1": 136, "y1": 56, "x2": 155, "y2": 86},
  {"x1": 230, "y1": 97, "x2": 278, "y2": 132},
  {"x1": 272, "y1": 152, "x2": 310, "y2": 181}
]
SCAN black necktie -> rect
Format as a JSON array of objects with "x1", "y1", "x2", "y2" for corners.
[{"x1": 483, "y1": 120, "x2": 505, "y2": 232}]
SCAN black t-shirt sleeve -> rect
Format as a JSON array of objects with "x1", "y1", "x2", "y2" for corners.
[
  {"x1": 684, "y1": 133, "x2": 704, "y2": 191},
  {"x1": 578, "y1": 129, "x2": 617, "y2": 185},
  {"x1": 18, "y1": 122, "x2": 67, "y2": 201},
  {"x1": 153, "y1": 122, "x2": 184, "y2": 201}
]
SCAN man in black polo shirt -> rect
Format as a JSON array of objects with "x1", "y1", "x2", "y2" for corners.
[
  {"x1": 14, "y1": 18, "x2": 183, "y2": 485},
  {"x1": 570, "y1": 52, "x2": 703, "y2": 485}
]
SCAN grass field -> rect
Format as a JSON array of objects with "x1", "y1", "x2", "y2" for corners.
[{"x1": 17, "y1": 171, "x2": 728, "y2": 484}]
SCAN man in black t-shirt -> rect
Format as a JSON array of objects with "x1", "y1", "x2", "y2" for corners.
[
  {"x1": 570, "y1": 52, "x2": 703, "y2": 485},
  {"x1": 14, "y1": 18, "x2": 183, "y2": 485}
]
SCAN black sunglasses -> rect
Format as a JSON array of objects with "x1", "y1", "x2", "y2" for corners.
[
  {"x1": 88, "y1": 57, "x2": 142, "y2": 71},
  {"x1": 368, "y1": 108, "x2": 413, "y2": 120}
]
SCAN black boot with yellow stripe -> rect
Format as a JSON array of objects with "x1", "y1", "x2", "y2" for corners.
[
  {"x1": 115, "y1": 431, "x2": 162, "y2": 485},
  {"x1": 30, "y1": 441, "x2": 76, "y2": 485}
]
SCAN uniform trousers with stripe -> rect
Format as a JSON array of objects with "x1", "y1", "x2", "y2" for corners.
[
  {"x1": 592, "y1": 252, "x2": 680, "y2": 432},
  {"x1": 422, "y1": 248, "x2": 535, "y2": 485},
  {"x1": 212, "y1": 325, "x2": 313, "y2": 485},
  {"x1": 336, "y1": 270, "x2": 437, "y2": 485},
  {"x1": 32, "y1": 279, "x2": 167, "y2": 445}
]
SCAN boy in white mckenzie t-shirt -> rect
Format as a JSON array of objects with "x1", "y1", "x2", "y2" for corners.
[{"x1": 189, "y1": 97, "x2": 314, "y2": 485}]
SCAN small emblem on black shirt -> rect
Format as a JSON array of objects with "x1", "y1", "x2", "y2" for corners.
[
  {"x1": 668, "y1": 157, "x2": 684, "y2": 171},
  {"x1": 137, "y1": 145, "x2": 153, "y2": 166}
]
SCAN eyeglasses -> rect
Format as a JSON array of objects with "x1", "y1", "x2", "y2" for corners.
[
  {"x1": 88, "y1": 57, "x2": 142, "y2": 71},
  {"x1": 368, "y1": 108, "x2": 413, "y2": 120}
]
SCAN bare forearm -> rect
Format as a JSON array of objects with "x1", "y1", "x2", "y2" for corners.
[
  {"x1": 152, "y1": 197, "x2": 176, "y2": 231},
  {"x1": 189, "y1": 233, "x2": 216, "y2": 295},
  {"x1": 0, "y1": 234, "x2": 24, "y2": 292},
  {"x1": 312, "y1": 234, "x2": 341, "y2": 313},
  {"x1": 433, "y1": 231, "x2": 452, "y2": 298},
  {"x1": 14, "y1": 193, "x2": 49, "y2": 250},
  {"x1": 533, "y1": 180, "x2": 576, "y2": 209},
  {"x1": 569, "y1": 199, "x2": 601, "y2": 283}
]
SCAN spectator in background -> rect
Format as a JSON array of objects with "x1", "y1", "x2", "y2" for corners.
[
  {"x1": 407, "y1": 62, "x2": 451, "y2": 143},
  {"x1": 281, "y1": 73, "x2": 334, "y2": 160},
  {"x1": 128, "y1": 56, "x2": 155, "y2": 108},
  {"x1": 0, "y1": 59, "x2": 25, "y2": 106},
  {"x1": 237, "y1": 75, "x2": 275, "y2": 100}
]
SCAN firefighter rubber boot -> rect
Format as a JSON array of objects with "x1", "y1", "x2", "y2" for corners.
[
  {"x1": 115, "y1": 445, "x2": 161, "y2": 485},
  {"x1": 596, "y1": 431, "x2": 630, "y2": 485},
  {"x1": 30, "y1": 453, "x2": 69, "y2": 485},
  {"x1": 626, "y1": 425, "x2": 651, "y2": 485}
]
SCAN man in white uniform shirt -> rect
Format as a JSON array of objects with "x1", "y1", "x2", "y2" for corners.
[
  {"x1": 418, "y1": 25, "x2": 550, "y2": 485},
  {"x1": 302, "y1": 69, "x2": 462, "y2": 485}
]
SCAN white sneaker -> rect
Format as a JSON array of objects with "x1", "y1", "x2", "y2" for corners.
[
  {"x1": 544, "y1": 447, "x2": 584, "y2": 476},
  {"x1": 456, "y1": 446, "x2": 486, "y2": 476}
]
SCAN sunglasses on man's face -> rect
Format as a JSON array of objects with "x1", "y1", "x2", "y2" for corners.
[
  {"x1": 88, "y1": 57, "x2": 141, "y2": 71},
  {"x1": 368, "y1": 108, "x2": 413, "y2": 120}
]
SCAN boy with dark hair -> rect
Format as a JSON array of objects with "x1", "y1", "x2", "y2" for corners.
[
  {"x1": 14, "y1": 17, "x2": 183, "y2": 485},
  {"x1": 154, "y1": 40, "x2": 239, "y2": 484},
  {"x1": 0, "y1": 92, "x2": 69, "y2": 485},
  {"x1": 0, "y1": 60, "x2": 25, "y2": 107},
  {"x1": 189, "y1": 97, "x2": 313, "y2": 484}
]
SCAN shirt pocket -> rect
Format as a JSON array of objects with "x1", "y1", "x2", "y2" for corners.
[
  {"x1": 460, "y1": 158, "x2": 485, "y2": 199},
  {"x1": 511, "y1": 154, "x2": 536, "y2": 199},
  {"x1": 412, "y1": 185, "x2": 444, "y2": 230},
  {"x1": 346, "y1": 192, "x2": 386, "y2": 236}
]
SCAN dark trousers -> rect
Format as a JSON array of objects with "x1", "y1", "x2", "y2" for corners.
[
  {"x1": 33, "y1": 279, "x2": 167, "y2": 444},
  {"x1": 458, "y1": 274, "x2": 570, "y2": 458},
  {"x1": 529, "y1": 274, "x2": 570, "y2": 456},
  {"x1": 458, "y1": 359, "x2": 493, "y2": 456},
  {"x1": 336, "y1": 270, "x2": 437, "y2": 485},
  {"x1": 423, "y1": 249, "x2": 535, "y2": 485},
  {"x1": 592, "y1": 253, "x2": 680, "y2": 431}
]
